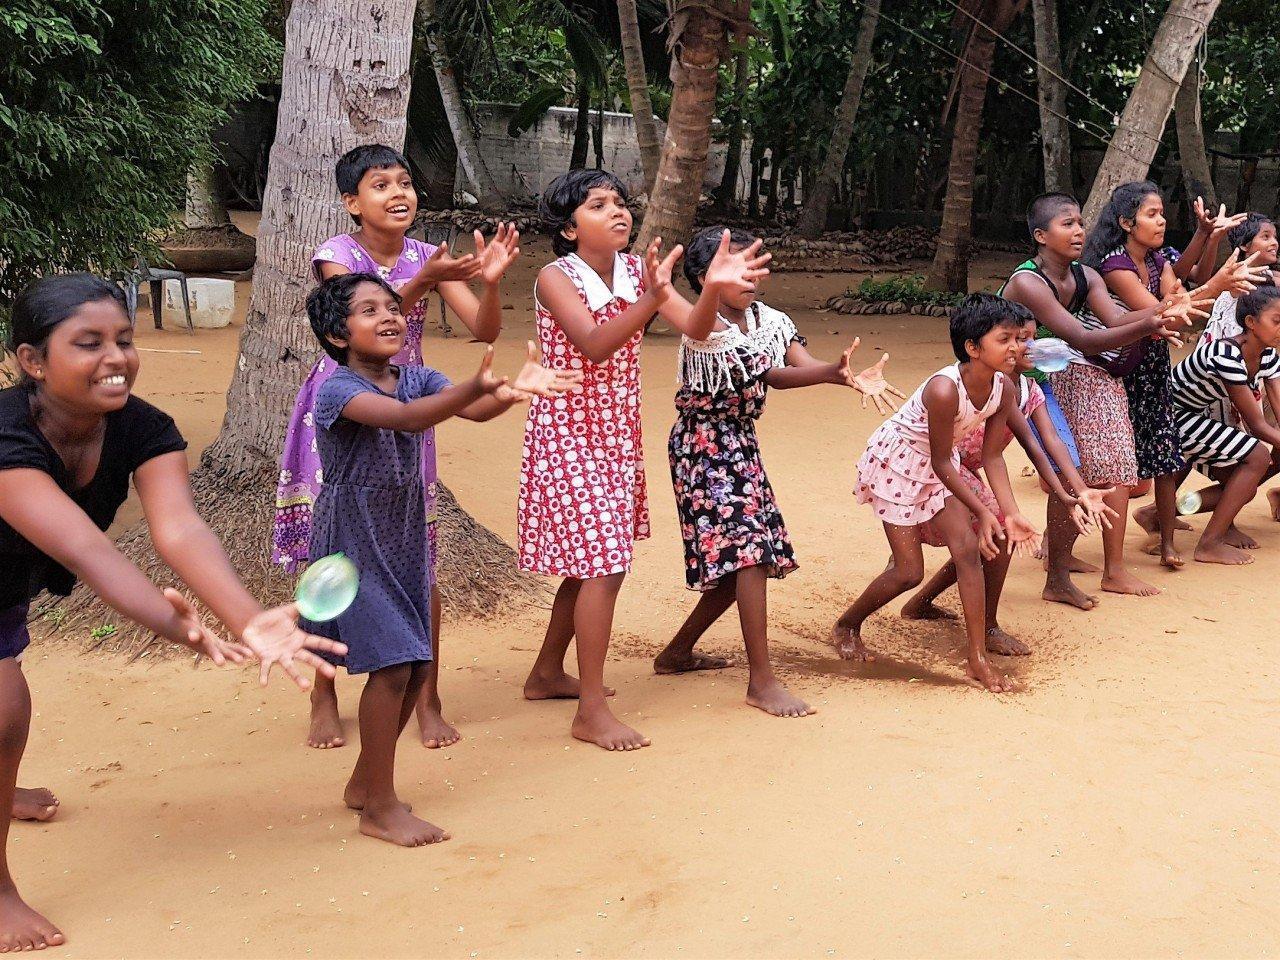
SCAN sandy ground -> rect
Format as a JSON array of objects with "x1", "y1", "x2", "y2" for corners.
[{"x1": 11, "y1": 226, "x2": 1280, "y2": 959}]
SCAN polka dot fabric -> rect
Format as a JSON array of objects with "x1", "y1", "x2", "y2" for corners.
[
  {"x1": 855, "y1": 365, "x2": 1005, "y2": 527},
  {"x1": 518, "y1": 254, "x2": 650, "y2": 579}
]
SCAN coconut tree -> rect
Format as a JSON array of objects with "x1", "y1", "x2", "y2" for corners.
[
  {"x1": 1030, "y1": 0, "x2": 1071, "y2": 194},
  {"x1": 635, "y1": 0, "x2": 746, "y2": 250},
  {"x1": 618, "y1": 0, "x2": 662, "y2": 187},
  {"x1": 794, "y1": 0, "x2": 881, "y2": 239},
  {"x1": 925, "y1": 0, "x2": 1027, "y2": 293},
  {"x1": 1081, "y1": 0, "x2": 1220, "y2": 225},
  {"x1": 52, "y1": 0, "x2": 536, "y2": 653}
]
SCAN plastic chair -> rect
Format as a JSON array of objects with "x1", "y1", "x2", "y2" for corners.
[{"x1": 121, "y1": 260, "x2": 194, "y2": 333}]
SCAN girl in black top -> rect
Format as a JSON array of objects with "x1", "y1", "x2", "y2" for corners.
[{"x1": 0, "y1": 274, "x2": 344, "y2": 951}]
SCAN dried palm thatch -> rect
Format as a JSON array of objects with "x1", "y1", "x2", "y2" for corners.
[{"x1": 34, "y1": 466, "x2": 547, "y2": 661}]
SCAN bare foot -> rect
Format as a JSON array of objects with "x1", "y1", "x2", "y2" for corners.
[
  {"x1": 1042, "y1": 554, "x2": 1100, "y2": 574},
  {"x1": 900, "y1": 598, "x2": 958, "y2": 621},
  {"x1": 653, "y1": 649, "x2": 731, "y2": 675},
  {"x1": 12, "y1": 787, "x2": 58, "y2": 822},
  {"x1": 358, "y1": 800, "x2": 449, "y2": 847},
  {"x1": 1134, "y1": 504, "x2": 1192, "y2": 533},
  {"x1": 1269, "y1": 488, "x2": 1280, "y2": 521},
  {"x1": 416, "y1": 700, "x2": 460, "y2": 749},
  {"x1": 1159, "y1": 544, "x2": 1186, "y2": 570},
  {"x1": 985, "y1": 626, "x2": 1031, "y2": 657},
  {"x1": 1100, "y1": 569, "x2": 1161, "y2": 597},
  {"x1": 0, "y1": 887, "x2": 64, "y2": 952},
  {"x1": 1042, "y1": 579, "x2": 1098, "y2": 611},
  {"x1": 306, "y1": 684, "x2": 346, "y2": 749},
  {"x1": 832, "y1": 624, "x2": 875, "y2": 662},
  {"x1": 344, "y1": 778, "x2": 411, "y2": 813},
  {"x1": 1194, "y1": 539, "x2": 1254, "y2": 565},
  {"x1": 523, "y1": 671, "x2": 615, "y2": 700},
  {"x1": 1223, "y1": 525, "x2": 1259, "y2": 550},
  {"x1": 570, "y1": 705, "x2": 650, "y2": 751},
  {"x1": 964, "y1": 658, "x2": 1014, "y2": 693},
  {"x1": 745, "y1": 679, "x2": 815, "y2": 717}
]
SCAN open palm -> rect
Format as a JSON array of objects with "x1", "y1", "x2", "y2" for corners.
[
  {"x1": 475, "y1": 222, "x2": 521, "y2": 285},
  {"x1": 836, "y1": 339, "x2": 906, "y2": 414}
]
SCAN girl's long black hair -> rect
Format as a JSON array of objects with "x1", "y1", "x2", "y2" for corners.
[{"x1": 1081, "y1": 180, "x2": 1161, "y2": 269}]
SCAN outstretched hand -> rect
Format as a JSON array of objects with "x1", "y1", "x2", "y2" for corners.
[
  {"x1": 475, "y1": 222, "x2": 521, "y2": 285},
  {"x1": 1194, "y1": 197, "x2": 1247, "y2": 238},
  {"x1": 163, "y1": 588, "x2": 251, "y2": 666},
  {"x1": 643, "y1": 237, "x2": 684, "y2": 304},
  {"x1": 1072, "y1": 487, "x2": 1116, "y2": 535},
  {"x1": 474, "y1": 345, "x2": 508, "y2": 395},
  {"x1": 1156, "y1": 282, "x2": 1214, "y2": 345},
  {"x1": 240, "y1": 602, "x2": 349, "y2": 690},
  {"x1": 498, "y1": 341, "x2": 585, "y2": 402},
  {"x1": 1205, "y1": 248, "x2": 1270, "y2": 298},
  {"x1": 417, "y1": 242, "x2": 482, "y2": 287},
  {"x1": 702, "y1": 229, "x2": 772, "y2": 299},
  {"x1": 1003, "y1": 513, "x2": 1042, "y2": 558},
  {"x1": 836, "y1": 338, "x2": 906, "y2": 413}
]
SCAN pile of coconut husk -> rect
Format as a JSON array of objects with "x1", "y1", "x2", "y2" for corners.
[
  {"x1": 160, "y1": 223, "x2": 257, "y2": 273},
  {"x1": 742, "y1": 226, "x2": 941, "y2": 273},
  {"x1": 415, "y1": 205, "x2": 542, "y2": 237},
  {"x1": 34, "y1": 468, "x2": 546, "y2": 662},
  {"x1": 821, "y1": 293, "x2": 955, "y2": 317}
]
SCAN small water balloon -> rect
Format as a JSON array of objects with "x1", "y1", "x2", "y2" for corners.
[{"x1": 295, "y1": 553, "x2": 359, "y2": 622}]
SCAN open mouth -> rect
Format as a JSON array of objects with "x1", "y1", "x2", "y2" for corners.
[
  {"x1": 377, "y1": 329, "x2": 401, "y2": 339},
  {"x1": 388, "y1": 204, "x2": 410, "y2": 217},
  {"x1": 95, "y1": 374, "x2": 127, "y2": 387}
]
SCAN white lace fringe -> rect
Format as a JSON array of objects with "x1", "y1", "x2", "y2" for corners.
[{"x1": 677, "y1": 305, "x2": 796, "y2": 393}]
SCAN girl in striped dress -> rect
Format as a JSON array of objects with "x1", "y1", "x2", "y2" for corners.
[{"x1": 1170, "y1": 287, "x2": 1280, "y2": 564}]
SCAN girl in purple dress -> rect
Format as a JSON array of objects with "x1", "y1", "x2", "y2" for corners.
[{"x1": 271, "y1": 144, "x2": 520, "y2": 752}]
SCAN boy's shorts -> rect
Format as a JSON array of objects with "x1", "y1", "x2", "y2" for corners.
[{"x1": 1027, "y1": 379, "x2": 1081, "y2": 475}]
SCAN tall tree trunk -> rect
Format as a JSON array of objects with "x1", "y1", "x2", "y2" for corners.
[
  {"x1": 617, "y1": 0, "x2": 662, "y2": 189},
  {"x1": 711, "y1": 39, "x2": 750, "y2": 208},
  {"x1": 635, "y1": 0, "x2": 739, "y2": 250},
  {"x1": 185, "y1": 160, "x2": 231, "y2": 228},
  {"x1": 571, "y1": 80, "x2": 591, "y2": 169},
  {"x1": 592, "y1": 92, "x2": 606, "y2": 169},
  {"x1": 1080, "y1": 0, "x2": 1220, "y2": 225},
  {"x1": 1175, "y1": 54, "x2": 1216, "y2": 208},
  {"x1": 421, "y1": 0, "x2": 505, "y2": 208},
  {"x1": 1030, "y1": 0, "x2": 1072, "y2": 194},
  {"x1": 926, "y1": 1, "x2": 1026, "y2": 293},
  {"x1": 795, "y1": 0, "x2": 880, "y2": 239}
]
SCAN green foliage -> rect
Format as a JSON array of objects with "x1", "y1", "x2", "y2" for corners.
[
  {"x1": 854, "y1": 274, "x2": 962, "y2": 307},
  {"x1": 0, "y1": 0, "x2": 278, "y2": 308}
]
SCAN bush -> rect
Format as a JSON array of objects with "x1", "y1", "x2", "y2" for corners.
[
  {"x1": 0, "y1": 0, "x2": 278, "y2": 313},
  {"x1": 852, "y1": 274, "x2": 963, "y2": 308}
]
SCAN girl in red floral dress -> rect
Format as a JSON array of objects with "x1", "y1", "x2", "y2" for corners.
[{"x1": 518, "y1": 170, "x2": 769, "y2": 751}]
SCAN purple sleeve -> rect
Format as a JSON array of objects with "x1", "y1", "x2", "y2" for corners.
[
  {"x1": 405, "y1": 237, "x2": 438, "y2": 265},
  {"x1": 1098, "y1": 250, "x2": 1137, "y2": 276},
  {"x1": 311, "y1": 234, "x2": 364, "y2": 282}
]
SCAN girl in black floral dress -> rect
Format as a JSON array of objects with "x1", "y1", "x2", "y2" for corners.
[{"x1": 657, "y1": 227, "x2": 904, "y2": 718}]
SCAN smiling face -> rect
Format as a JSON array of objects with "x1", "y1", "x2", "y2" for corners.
[
  {"x1": 328, "y1": 280, "x2": 406, "y2": 362},
  {"x1": 1246, "y1": 221, "x2": 1278, "y2": 266},
  {"x1": 342, "y1": 164, "x2": 416, "y2": 232},
  {"x1": 1014, "y1": 319, "x2": 1037, "y2": 373},
  {"x1": 561, "y1": 186, "x2": 632, "y2": 255},
  {"x1": 1122, "y1": 192, "x2": 1165, "y2": 249},
  {"x1": 17, "y1": 299, "x2": 138, "y2": 414},
  {"x1": 1036, "y1": 203, "x2": 1086, "y2": 259}
]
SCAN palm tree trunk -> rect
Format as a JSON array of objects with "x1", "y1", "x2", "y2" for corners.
[
  {"x1": 1030, "y1": 0, "x2": 1072, "y2": 194},
  {"x1": 618, "y1": 0, "x2": 662, "y2": 189},
  {"x1": 1081, "y1": 0, "x2": 1220, "y2": 225},
  {"x1": 634, "y1": 0, "x2": 739, "y2": 250},
  {"x1": 571, "y1": 79, "x2": 591, "y2": 169},
  {"x1": 711, "y1": 38, "x2": 750, "y2": 209},
  {"x1": 420, "y1": 0, "x2": 505, "y2": 207},
  {"x1": 795, "y1": 0, "x2": 880, "y2": 239},
  {"x1": 185, "y1": 160, "x2": 231, "y2": 228},
  {"x1": 1175, "y1": 54, "x2": 1217, "y2": 208},
  {"x1": 926, "y1": 0, "x2": 1026, "y2": 293}
]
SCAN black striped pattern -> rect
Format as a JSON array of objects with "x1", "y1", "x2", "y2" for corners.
[{"x1": 1171, "y1": 339, "x2": 1280, "y2": 468}]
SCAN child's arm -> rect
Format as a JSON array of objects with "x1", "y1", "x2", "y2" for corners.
[
  {"x1": 765, "y1": 338, "x2": 906, "y2": 412},
  {"x1": 1265, "y1": 378, "x2": 1280, "y2": 423},
  {"x1": 922, "y1": 378, "x2": 1005, "y2": 559},
  {"x1": 1227, "y1": 383, "x2": 1280, "y2": 449},
  {"x1": 455, "y1": 342, "x2": 584, "y2": 422},
  {"x1": 131, "y1": 454, "x2": 348, "y2": 686},
  {"x1": 339, "y1": 348, "x2": 506, "y2": 431},
  {"x1": 1027, "y1": 402, "x2": 1117, "y2": 528},
  {"x1": 1004, "y1": 272, "x2": 1168, "y2": 353},
  {"x1": 1106, "y1": 250, "x2": 1264, "y2": 312},
  {"x1": 979, "y1": 395, "x2": 1041, "y2": 555},
  {"x1": 1178, "y1": 200, "x2": 1247, "y2": 286},
  {"x1": 432, "y1": 225, "x2": 521, "y2": 343},
  {"x1": 656, "y1": 231, "x2": 773, "y2": 340}
]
